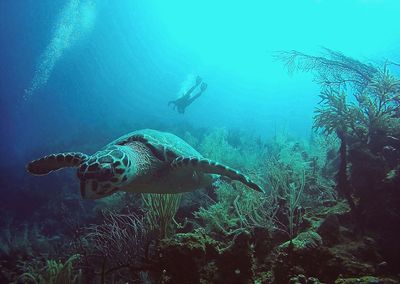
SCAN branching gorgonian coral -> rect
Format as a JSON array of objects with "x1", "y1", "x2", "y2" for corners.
[
  {"x1": 80, "y1": 211, "x2": 155, "y2": 281},
  {"x1": 278, "y1": 48, "x2": 400, "y2": 214},
  {"x1": 275, "y1": 48, "x2": 378, "y2": 92}
]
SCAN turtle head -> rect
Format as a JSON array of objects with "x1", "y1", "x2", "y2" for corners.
[{"x1": 77, "y1": 146, "x2": 132, "y2": 199}]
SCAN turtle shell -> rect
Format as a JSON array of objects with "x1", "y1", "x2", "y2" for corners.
[{"x1": 106, "y1": 129, "x2": 202, "y2": 162}]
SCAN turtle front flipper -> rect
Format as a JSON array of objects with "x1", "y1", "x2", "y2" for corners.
[
  {"x1": 27, "y1": 152, "x2": 89, "y2": 175},
  {"x1": 171, "y1": 157, "x2": 263, "y2": 192}
]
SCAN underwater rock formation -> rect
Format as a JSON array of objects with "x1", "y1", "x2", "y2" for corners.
[
  {"x1": 158, "y1": 230, "x2": 254, "y2": 284},
  {"x1": 3, "y1": 124, "x2": 400, "y2": 282},
  {"x1": 278, "y1": 49, "x2": 400, "y2": 274}
]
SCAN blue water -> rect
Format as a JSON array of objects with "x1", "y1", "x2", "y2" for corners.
[
  {"x1": 1, "y1": 0, "x2": 400, "y2": 202},
  {"x1": 2, "y1": 1, "x2": 400, "y2": 282}
]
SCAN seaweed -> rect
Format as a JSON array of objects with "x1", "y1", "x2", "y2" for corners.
[
  {"x1": 18, "y1": 254, "x2": 81, "y2": 284},
  {"x1": 76, "y1": 211, "x2": 155, "y2": 283}
]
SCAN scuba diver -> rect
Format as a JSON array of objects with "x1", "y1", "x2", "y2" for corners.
[{"x1": 169, "y1": 76, "x2": 208, "y2": 114}]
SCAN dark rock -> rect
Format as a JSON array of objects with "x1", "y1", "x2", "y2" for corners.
[
  {"x1": 322, "y1": 200, "x2": 338, "y2": 207},
  {"x1": 363, "y1": 236, "x2": 376, "y2": 246},
  {"x1": 376, "y1": 261, "x2": 388, "y2": 275},
  {"x1": 325, "y1": 241, "x2": 377, "y2": 280},
  {"x1": 289, "y1": 276, "x2": 299, "y2": 284},
  {"x1": 273, "y1": 231, "x2": 330, "y2": 283},
  {"x1": 317, "y1": 214, "x2": 340, "y2": 245},
  {"x1": 307, "y1": 277, "x2": 320, "y2": 284},
  {"x1": 252, "y1": 227, "x2": 272, "y2": 264},
  {"x1": 158, "y1": 231, "x2": 219, "y2": 283},
  {"x1": 279, "y1": 231, "x2": 323, "y2": 252},
  {"x1": 158, "y1": 229, "x2": 256, "y2": 284},
  {"x1": 215, "y1": 231, "x2": 254, "y2": 284},
  {"x1": 297, "y1": 274, "x2": 307, "y2": 284},
  {"x1": 334, "y1": 276, "x2": 390, "y2": 284}
]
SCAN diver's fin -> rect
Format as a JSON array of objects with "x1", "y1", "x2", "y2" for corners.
[
  {"x1": 27, "y1": 152, "x2": 88, "y2": 175},
  {"x1": 171, "y1": 156, "x2": 263, "y2": 192}
]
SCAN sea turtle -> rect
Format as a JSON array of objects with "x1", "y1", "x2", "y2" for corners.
[{"x1": 27, "y1": 129, "x2": 263, "y2": 199}]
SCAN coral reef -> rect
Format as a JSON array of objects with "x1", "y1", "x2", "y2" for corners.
[
  {"x1": 279, "y1": 49, "x2": 400, "y2": 272},
  {"x1": 2, "y1": 70, "x2": 400, "y2": 282}
]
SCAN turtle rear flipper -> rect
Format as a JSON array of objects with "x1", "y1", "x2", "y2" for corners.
[
  {"x1": 171, "y1": 157, "x2": 263, "y2": 192},
  {"x1": 27, "y1": 152, "x2": 88, "y2": 175}
]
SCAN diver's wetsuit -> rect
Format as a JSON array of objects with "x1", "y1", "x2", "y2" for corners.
[{"x1": 169, "y1": 77, "x2": 207, "y2": 114}]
